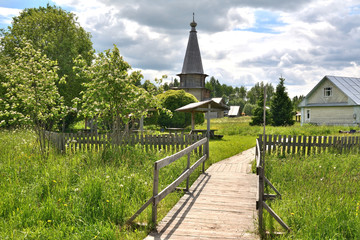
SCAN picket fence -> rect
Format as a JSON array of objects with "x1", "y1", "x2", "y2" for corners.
[
  {"x1": 46, "y1": 131, "x2": 204, "y2": 153},
  {"x1": 258, "y1": 134, "x2": 360, "y2": 156}
]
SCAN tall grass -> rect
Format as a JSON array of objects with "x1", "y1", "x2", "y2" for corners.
[
  {"x1": 0, "y1": 127, "x2": 252, "y2": 239},
  {"x1": 3, "y1": 117, "x2": 359, "y2": 239},
  {"x1": 0, "y1": 129, "x2": 198, "y2": 239},
  {"x1": 264, "y1": 153, "x2": 360, "y2": 239}
]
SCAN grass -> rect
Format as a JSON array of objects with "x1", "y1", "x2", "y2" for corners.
[
  {"x1": 0, "y1": 124, "x2": 255, "y2": 239},
  {"x1": 196, "y1": 116, "x2": 360, "y2": 137},
  {"x1": 2, "y1": 117, "x2": 360, "y2": 239},
  {"x1": 263, "y1": 152, "x2": 360, "y2": 239}
]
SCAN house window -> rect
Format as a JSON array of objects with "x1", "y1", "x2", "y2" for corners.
[
  {"x1": 324, "y1": 87, "x2": 332, "y2": 97},
  {"x1": 306, "y1": 110, "x2": 311, "y2": 120}
]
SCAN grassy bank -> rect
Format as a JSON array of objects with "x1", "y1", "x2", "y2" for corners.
[{"x1": 264, "y1": 153, "x2": 360, "y2": 239}]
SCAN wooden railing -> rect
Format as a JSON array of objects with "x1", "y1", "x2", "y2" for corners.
[
  {"x1": 46, "y1": 131, "x2": 203, "y2": 153},
  {"x1": 256, "y1": 138, "x2": 290, "y2": 235},
  {"x1": 126, "y1": 137, "x2": 208, "y2": 225},
  {"x1": 258, "y1": 134, "x2": 360, "y2": 155}
]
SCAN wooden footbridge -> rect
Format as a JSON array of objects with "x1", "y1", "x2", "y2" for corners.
[{"x1": 145, "y1": 148, "x2": 259, "y2": 240}]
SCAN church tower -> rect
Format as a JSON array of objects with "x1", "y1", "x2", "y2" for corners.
[{"x1": 176, "y1": 14, "x2": 210, "y2": 101}]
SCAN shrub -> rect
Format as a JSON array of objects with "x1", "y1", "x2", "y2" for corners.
[{"x1": 156, "y1": 90, "x2": 204, "y2": 128}]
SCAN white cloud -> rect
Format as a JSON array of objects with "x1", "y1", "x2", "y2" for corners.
[
  {"x1": 3, "y1": 0, "x2": 360, "y2": 98},
  {"x1": 0, "y1": 7, "x2": 21, "y2": 24}
]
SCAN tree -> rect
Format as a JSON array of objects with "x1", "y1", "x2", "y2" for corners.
[
  {"x1": 0, "y1": 41, "x2": 65, "y2": 154},
  {"x1": 292, "y1": 95, "x2": 305, "y2": 111},
  {"x1": 157, "y1": 90, "x2": 204, "y2": 128},
  {"x1": 1, "y1": 4, "x2": 93, "y2": 123},
  {"x1": 270, "y1": 77, "x2": 295, "y2": 126},
  {"x1": 250, "y1": 90, "x2": 271, "y2": 126},
  {"x1": 243, "y1": 103, "x2": 255, "y2": 116},
  {"x1": 74, "y1": 45, "x2": 161, "y2": 132},
  {"x1": 247, "y1": 82, "x2": 274, "y2": 104}
]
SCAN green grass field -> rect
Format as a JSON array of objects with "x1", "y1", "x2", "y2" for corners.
[
  {"x1": 1, "y1": 117, "x2": 360, "y2": 239},
  {"x1": 264, "y1": 153, "x2": 360, "y2": 239}
]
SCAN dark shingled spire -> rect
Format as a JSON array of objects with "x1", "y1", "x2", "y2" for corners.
[{"x1": 181, "y1": 13, "x2": 204, "y2": 74}]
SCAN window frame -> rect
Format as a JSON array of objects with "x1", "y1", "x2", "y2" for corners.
[
  {"x1": 306, "y1": 109, "x2": 311, "y2": 121},
  {"x1": 324, "y1": 87, "x2": 332, "y2": 97}
]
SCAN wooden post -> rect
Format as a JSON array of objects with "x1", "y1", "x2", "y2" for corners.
[
  {"x1": 191, "y1": 111, "x2": 195, "y2": 131},
  {"x1": 152, "y1": 162, "x2": 159, "y2": 224},
  {"x1": 206, "y1": 103, "x2": 210, "y2": 159},
  {"x1": 186, "y1": 152, "x2": 190, "y2": 191}
]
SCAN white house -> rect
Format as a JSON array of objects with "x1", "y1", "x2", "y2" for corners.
[{"x1": 299, "y1": 75, "x2": 360, "y2": 126}]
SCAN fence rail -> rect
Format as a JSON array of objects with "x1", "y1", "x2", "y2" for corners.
[
  {"x1": 258, "y1": 134, "x2": 360, "y2": 155},
  {"x1": 46, "y1": 131, "x2": 204, "y2": 153},
  {"x1": 126, "y1": 137, "x2": 208, "y2": 225}
]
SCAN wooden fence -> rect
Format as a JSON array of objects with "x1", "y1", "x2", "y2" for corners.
[
  {"x1": 126, "y1": 137, "x2": 208, "y2": 225},
  {"x1": 258, "y1": 134, "x2": 360, "y2": 156},
  {"x1": 46, "y1": 131, "x2": 204, "y2": 153},
  {"x1": 256, "y1": 138, "x2": 290, "y2": 235}
]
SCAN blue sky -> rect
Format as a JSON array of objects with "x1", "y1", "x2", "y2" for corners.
[{"x1": 2, "y1": 0, "x2": 360, "y2": 97}]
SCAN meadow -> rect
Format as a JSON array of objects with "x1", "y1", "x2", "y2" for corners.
[
  {"x1": 263, "y1": 153, "x2": 360, "y2": 239},
  {"x1": 1, "y1": 118, "x2": 359, "y2": 239}
]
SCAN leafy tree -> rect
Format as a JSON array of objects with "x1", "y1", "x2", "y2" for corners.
[
  {"x1": 250, "y1": 90, "x2": 271, "y2": 126},
  {"x1": 157, "y1": 90, "x2": 204, "y2": 128},
  {"x1": 1, "y1": 4, "x2": 93, "y2": 123},
  {"x1": 270, "y1": 77, "x2": 295, "y2": 126},
  {"x1": 247, "y1": 82, "x2": 274, "y2": 104},
  {"x1": 243, "y1": 103, "x2": 255, "y2": 116},
  {"x1": 173, "y1": 78, "x2": 180, "y2": 87},
  {"x1": 292, "y1": 95, "x2": 305, "y2": 111},
  {"x1": 0, "y1": 41, "x2": 65, "y2": 154},
  {"x1": 74, "y1": 45, "x2": 161, "y2": 132}
]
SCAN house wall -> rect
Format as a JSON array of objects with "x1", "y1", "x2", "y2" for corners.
[
  {"x1": 302, "y1": 106, "x2": 356, "y2": 125},
  {"x1": 307, "y1": 79, "x2": 348, "y2": 104}
]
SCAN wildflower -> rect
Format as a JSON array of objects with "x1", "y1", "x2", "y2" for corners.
[
  {"x1": 52, "y1": 180, "x2": 57, "y2": 183},
  {"x1": 320, "y1": 178, "x2": 323, "y2": 181},
  {"x1": 63, "y1": 204, "x2": 68, "y2": 207},
  {"x1": 120, "y1": 184, "x2": 124, "y2": 188},
  {"x1": 290, "y1": 213, "x2": 294, "y2": 215},
  {"x1": 106, "y1": 175, "x2": 110, "y2": 179},
  {"x1": 106, "y1": 200, "x2": 109, "y2": 203},
  {"x1": 319, "y1": 165, "x2": 322, "y2": 168},
  {"x1": 47, "y1": 220, "x2": 52, "y2": 223},
  {"x1": 58, "y1": 198, "x2": 62, "y2": 202},
  {"x1": 334, "y1": 166, "x2": 336, "y2": 169}
]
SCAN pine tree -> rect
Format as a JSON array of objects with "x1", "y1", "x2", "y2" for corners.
[
  {"x1": 250, "y1": 90, "x2": 271, "y2": 126},
  {"x1": 270, "y1": 77, "x2": 295, "y2": 126}
]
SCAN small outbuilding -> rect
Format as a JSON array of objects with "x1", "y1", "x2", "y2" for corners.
[
  {"x1": 299, "y1": 75, "x2": 360, "y2": 126},
  {"x1": 228, "y1": 106, "x2": 241, "y2": 117}
]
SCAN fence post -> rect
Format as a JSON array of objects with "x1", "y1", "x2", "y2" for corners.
[
  {"x1": 186, "y1": 152, "x2": 190, "y2": 191},
  {"x1": 152, "y1": 162, "x2": 159, "y2": 224}
]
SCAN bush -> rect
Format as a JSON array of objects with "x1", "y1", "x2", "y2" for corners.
[
  {"x1": 243, "y1": 103, "x2": 255, "y2": 116},
  {"x1": 157, "y1": 90, "x2": 204, "y2": 128}
]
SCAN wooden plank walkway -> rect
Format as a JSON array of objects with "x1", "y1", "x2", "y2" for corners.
[{"x1": 145, "y1": 147, "x2": 259, "y2": 240}]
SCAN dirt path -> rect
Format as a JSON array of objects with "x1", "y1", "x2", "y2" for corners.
[{"x1": 145, "y1": 147, "x2": 259, "y2": 240}]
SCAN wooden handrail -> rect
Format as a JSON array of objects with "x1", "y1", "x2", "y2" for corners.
[
  {"x1": 126, "y1": 137, "x2": 208, "y2": 225},
  {"x1": 256, "y1": 136, "x2": 290, "y2": 234}
]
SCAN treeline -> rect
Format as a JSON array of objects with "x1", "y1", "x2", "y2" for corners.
[
  {"x1": 204, "y1": 76, "x2": 304, "y2": 116},
  {"x1": 154, "y1": 76, "x2": 304, "y2": 117}
]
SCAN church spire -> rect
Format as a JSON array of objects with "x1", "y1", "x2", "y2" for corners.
[{"x1": 180, "y1": 13, "x2": 204, "y2": 74}]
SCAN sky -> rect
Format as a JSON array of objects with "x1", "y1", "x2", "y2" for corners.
[{"x1": 1, "y1": 0, "x2": 360, "y2": 98}]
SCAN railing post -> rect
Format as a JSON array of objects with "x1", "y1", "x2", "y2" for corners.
[
  {"x1": 203, "y1": 137, "x2": 208, "y2": 172},
  {"x1": 186, "y1": 152, "x2": 190, "y2": 191},
  {"x1": 152, "y1": 162, "x2": 159, "y2": 224}
]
